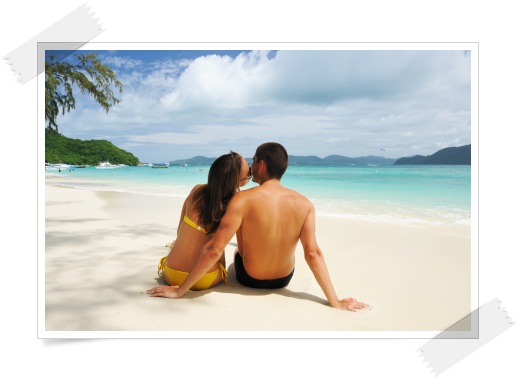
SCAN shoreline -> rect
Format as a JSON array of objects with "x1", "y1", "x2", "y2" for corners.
[
  {"x1": 43, "y1": 180, "x2": 473, "y2": 335},
  {"x1": 45, "y1": 171, "x2": 471, "y2": 228}
]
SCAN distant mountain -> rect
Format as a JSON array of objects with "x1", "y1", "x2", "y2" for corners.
[
  {"x1": 170, "y1": 154, "x2": 397, "y2": 166},
  {"x1": 393, "y1": 145, "x2": 471, "y2": 165},
  {"x1": 287, "y1": 155, "x2": 323, "y2": 165},
  {"x1": 170, "y1": 146, "x2": 471, "y2": 167},
  {"x1": 322, "y1": 155, "x2": 397, "y2": 165},
  {"x1": 169, "y1": 156, "x2": 216, "y2": 165},
  {"x1": 171, "y1": 146, "x2": 471, "y2": 166},
  {"x1": 289, "y1": 155, "x2": 397, "y2": 165}
]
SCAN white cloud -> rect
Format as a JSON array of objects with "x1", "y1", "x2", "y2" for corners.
[{"x1": 159, "y1": 51, "x2": 273, "y2": 111}]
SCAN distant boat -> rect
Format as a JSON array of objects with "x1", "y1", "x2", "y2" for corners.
[
  {"x1": 76, "y1": 165, "x2": 87, "y2": 168},
  {"x1": 181, "y1": 163, "x2": 189, "y2": 168},
  {"x1": 45, "y1": 163, "x2": 71, "y2": 171},
  {"x1": 151, "y1": 162, "x2": 170, "y2": 168},
  {"x1": 95, "y1": 161, "x2": 120, "y2": 169}
]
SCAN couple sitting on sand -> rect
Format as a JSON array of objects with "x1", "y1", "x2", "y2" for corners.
[{"x1": 147, "y1": 142, "x2": 368, "y2": 311}]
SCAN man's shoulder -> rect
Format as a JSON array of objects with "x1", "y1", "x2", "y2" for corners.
[
  {"x1": 231, "y1": 187, "x2": 255, "y2": 202},
  {"x1": 284, "y1": 186, "x2": 310, "y2": 201}
]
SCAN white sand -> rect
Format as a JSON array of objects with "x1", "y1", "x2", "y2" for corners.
[{"x1": 43, "y1": 179, "x2": 472, "y2": 336}]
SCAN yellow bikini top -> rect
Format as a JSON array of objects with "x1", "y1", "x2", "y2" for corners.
[{"x1": 183, "y1": 215, "x2": 215, "y2": 236}]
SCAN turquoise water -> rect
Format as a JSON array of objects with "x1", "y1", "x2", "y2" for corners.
[{"x1": 46, "y1": 164, "x2": 471, "y2": 226}]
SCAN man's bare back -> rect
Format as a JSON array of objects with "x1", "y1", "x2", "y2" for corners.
[{"x1": 231, "y1": 180, "x2": 312, "y2": 279}]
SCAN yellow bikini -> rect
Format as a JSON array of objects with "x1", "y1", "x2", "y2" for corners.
[
  {"x1": 183, "y1": 215, "x2": 215, "y2": 236},
  {"x1": 157, "y1": 257, "x2": 232, "y2": 291},
  {"x1": 158, "y1": 216, "x2": 230, "y2": 290}
]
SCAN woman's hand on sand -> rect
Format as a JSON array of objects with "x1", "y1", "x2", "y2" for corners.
[
  {"x1": 334, "y1": 297, "x2": 371, "y2": 312},
  {"x1": 146, "y1": 285, "x2": 182, "y2": 299}
]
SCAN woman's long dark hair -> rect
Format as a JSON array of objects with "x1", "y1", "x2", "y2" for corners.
[{"x1": 192, "y1": 151, "x2": 243, "y2": 234}]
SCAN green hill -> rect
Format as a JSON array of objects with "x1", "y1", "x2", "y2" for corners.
[{"x1": 45, "y1": 129, "x2": 140, "y2": 166}]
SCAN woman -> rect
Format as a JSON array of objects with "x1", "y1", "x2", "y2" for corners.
[{"x1": 153, "y1": 151, "x2": 251, "y2": 293}]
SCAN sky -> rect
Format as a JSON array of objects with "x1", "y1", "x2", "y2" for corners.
[{"x1": 48, "y1": 48, "x2": 472, "y2": 163}]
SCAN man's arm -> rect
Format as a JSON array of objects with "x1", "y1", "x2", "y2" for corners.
[
  {"x1": 300, "y1": 204, "x2": 369, "y2": 312},
  {"x1": 147, "y1": 193, "x2": 246, "y2": 299}
]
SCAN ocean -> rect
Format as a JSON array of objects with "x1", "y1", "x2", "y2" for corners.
[{"x1": 45, "y1": 164, "x2": 471, "y2": 227}]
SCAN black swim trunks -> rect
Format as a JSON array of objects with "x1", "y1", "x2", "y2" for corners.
[{"x1": 234, "y1": 252, "x2": 294, "y2": 289}]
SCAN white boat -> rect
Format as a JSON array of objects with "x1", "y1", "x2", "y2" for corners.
[
  {"x1": 95, "y1": 161, "x2": 120, "y2": 169},
  {"x1": 45, "y1": 163, "x2": 71, "y2": 171},
  {"x1": 151, "y1": 162, "x2": 170, "y2": 168}
]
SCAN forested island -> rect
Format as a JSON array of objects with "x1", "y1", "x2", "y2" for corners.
[{"x1": 45, "y1": 129, "x2": 140, "y2": 166}]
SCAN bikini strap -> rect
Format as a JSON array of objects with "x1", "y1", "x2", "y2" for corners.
[{"x1": 219, "y1": 263, "x2": 234, "y2": 287}]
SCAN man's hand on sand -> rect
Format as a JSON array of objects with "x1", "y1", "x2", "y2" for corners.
[
  {"x1": 335, "y1": 297, "x2": 371, "y2": 312},
  {"x1": 146, "y1": 285, "x2": 182, "y2": 299}
]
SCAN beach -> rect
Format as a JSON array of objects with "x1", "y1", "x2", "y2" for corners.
[{"x1": 43, "y1": 175, "x2": 472, "y2": 336}]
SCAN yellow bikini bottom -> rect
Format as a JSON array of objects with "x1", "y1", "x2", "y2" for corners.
[{"x1": 157, "y1": 256, "x2": 233, "y2": 291}]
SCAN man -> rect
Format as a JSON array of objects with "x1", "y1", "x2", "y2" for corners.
[{"x1": 148, "y1": 142, "x2": 368, "y2": 311}]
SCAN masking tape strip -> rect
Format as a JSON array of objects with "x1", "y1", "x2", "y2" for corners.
[
  {"x1": 418, "y1": 298, "x2": 514, "y2": 376},
  {"x1": 4, "y1": 3, "x2": 102, "y2": 84}
]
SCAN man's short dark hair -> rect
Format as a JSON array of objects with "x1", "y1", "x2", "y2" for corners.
[{"x1": 255, "y1": 142, "x2": 288, "y2": 179}]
